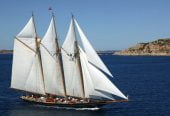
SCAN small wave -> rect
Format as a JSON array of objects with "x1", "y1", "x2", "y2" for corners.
[
  {"x1": 75, "y1": 107, "x2": 100, "y2": 111},
  {"x1": 33, "y1": 104, "x2": 100, "y2": 110}
]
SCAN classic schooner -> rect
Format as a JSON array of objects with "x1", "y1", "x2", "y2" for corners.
[{"x1": 10, "y1": 14, "x2": 128, "y2": 108}]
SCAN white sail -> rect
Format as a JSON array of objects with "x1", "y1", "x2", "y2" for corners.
[
  {"x1": 74, "y1": 20, "x2": 113, "y2": 77},
  {"x1": 79, "y1": 47, "x2": 93, "y2": 98},
  {"x1": 24, "y1": 54, "x2": 45, "y2": 95},
  {"x1": 17, "y1": 17, "x2": 36, "y2": 50},
  {"x1": 40, "y1": 17, "x2": 65, "y2": 96},
  {"x1": 79, "y1": 47, "x2": 115, "y2": 100},
  {"x1": 87, "y1": 62, "x2": 127, "y2": 99},
  {"x1": 80, "y1": 47, "x2": 126, "y2": 99},
  {"x1": 11, "y1": 17, "x2": 45, "y2": 95},
  {"x1": 17, "y1": 17, "x2": 36, "y2": 38},
  {"x1": 61, "y1": 18, "x2": 84, "y2": 98}
]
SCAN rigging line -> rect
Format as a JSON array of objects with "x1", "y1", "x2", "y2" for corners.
[
  {"x1": 61, "y1": 47, "x2": 74, "y2": 57},
  {"x1": 61, "y1": 47, "x2": 77, "y2": 62},
  {"x1": 15, "y1": 38, "x2": 36, "y2": 53},
  {"x1": 88, "y1": 61, "x2": 113, "y2": 78},
  {"x1": 40, "y1": 43, "x2": 58, "y2": 59}
]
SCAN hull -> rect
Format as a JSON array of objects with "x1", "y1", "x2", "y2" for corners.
[{"x1": 21, "y1": 96, "x2": 128, "y2": 108}]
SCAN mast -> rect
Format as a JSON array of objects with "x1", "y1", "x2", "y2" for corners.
[
  {"x1": 52, "y1": 13, "x2": 67, "y2": 97},
  {"x1": 32, "y1": 13, "x2": 46, "y2": 94},
  {"x1": 72, "y1": 15, "x2": 85, "y2": 98}
]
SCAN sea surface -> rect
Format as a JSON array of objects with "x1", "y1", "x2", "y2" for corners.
[{"x1": 0, "y1": 54, "x2": 170, "y2": 116}]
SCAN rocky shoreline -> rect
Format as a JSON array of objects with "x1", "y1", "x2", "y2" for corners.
[{"x1": 115, "y1": 38, "x2": 170, "y2": 56}]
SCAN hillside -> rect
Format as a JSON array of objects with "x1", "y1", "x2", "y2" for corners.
[{"x1": 115, "y1": 38, "x2": 170, "y2": 56}]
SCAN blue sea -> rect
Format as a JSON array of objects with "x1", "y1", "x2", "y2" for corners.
[{"x1": 0, "y1": 54, "x2": 170, "y2": 116}]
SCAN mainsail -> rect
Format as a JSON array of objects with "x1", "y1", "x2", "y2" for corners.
[
  {"x1": 61, "y1": 18, "x2": 84, "y2": 98},
  {"x1": 11, "y1": 16, "x2": 45, "y2": 95},
  {"x1": 40, "y1": 16, "x2": 66, "y2": 96}
]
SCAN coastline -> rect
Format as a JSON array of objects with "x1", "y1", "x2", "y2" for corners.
[
  {"x1": 115, "y1": 38, "x2": 170, "y2": 56},
  {"x1": 114, "y1": 52, "x2": 170, "y2": 56},
  {"x1": 0, "y1": 50, "x2": 13, "y2": 54}
]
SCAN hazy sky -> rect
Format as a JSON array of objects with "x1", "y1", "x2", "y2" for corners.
[{"x1": 0, "y1": 0, "x2": 170, "y2": 50}]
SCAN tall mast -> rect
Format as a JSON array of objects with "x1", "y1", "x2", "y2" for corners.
[
  {"x1": 72, "y1": 15, "x2": 85, "y2": 98},
  {"x1": 52, "y1": 13, "x2": 67, "y2": 97},
  {"x1": 32, "y1": 13, "x2": 46, "y2": 94}
]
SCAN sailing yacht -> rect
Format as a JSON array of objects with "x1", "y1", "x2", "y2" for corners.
[{"x1": 10, "y1": 14, "x2": 128, "y2": 108}]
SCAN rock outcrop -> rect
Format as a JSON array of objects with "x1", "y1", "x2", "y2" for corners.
[{"x1": 115, "y1": 38, "x2": 170, "y2": 56}]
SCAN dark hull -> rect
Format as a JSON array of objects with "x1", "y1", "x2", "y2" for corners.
[
  {"x1": 21, "y1": 97, "x2": 128, "y2": 108},
  {"x1": 23, "y1": 99, "x2": 106, "y2": 108}
]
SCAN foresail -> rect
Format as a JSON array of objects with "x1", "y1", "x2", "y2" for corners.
[
  {"x1": 79, "y1": 47, "x2": 115, "y2": 100},
  {"x1": 88, "y1": 63, "x2": 127, "y2": 99},
  {"x1": 61, "y1": 19, "x2": 84, "y2": 98},
  {"x1": 11, "y1": 16, "x2": 45, "y2": 95},
  {"x1": 79, "y1": 47, "x2": 93, "y2": 98},
  {"x1": 74, "y1": 20, "x2": 113, "y2": 77},
  {"x1": 40, "y1": 17, "x2": 65, "y2": 96}
]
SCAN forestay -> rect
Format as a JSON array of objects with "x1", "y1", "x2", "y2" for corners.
[
  {"x1": 40, "y1": 17, "x2": 65, "y2": 96},
  {"x1": 11, "y1": 17, "x2": 45, "y2": 95}
]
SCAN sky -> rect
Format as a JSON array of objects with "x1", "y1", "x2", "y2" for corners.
[{"x1": 0, "y1": 0, "x2": 170, "y2": 50}]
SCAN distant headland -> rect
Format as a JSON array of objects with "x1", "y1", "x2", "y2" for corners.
[
  {"x1": 115, "y1": 38, "x2": 170, "y2": 56},
  {"x1": 0, "y1": 50, "x2": 13, "y2": 54}
]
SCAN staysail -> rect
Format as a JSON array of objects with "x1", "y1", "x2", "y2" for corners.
[
  {"x1": 40, "y1": 16, "x2": 65, "y2": 96},
  {"x1": 74, "y1": 20, "x2": 113, "y2": 77},
  {"x1": 79, "y1": 47, "x2": 115, "y2": 100},
  {"x1": 11, "y1": 16, "x2": 45, "y2": 95},
  {"x1": 61, "y1": 18, "x2": 84, "y2": 98}
]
